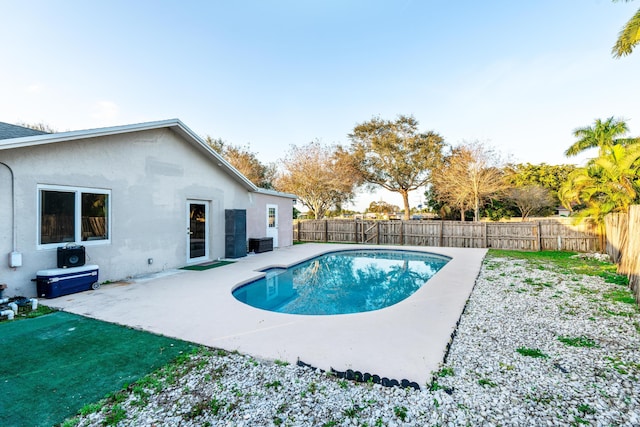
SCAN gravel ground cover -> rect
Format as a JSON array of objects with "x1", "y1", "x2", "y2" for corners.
[{"x1": 64, "y1": 251, "x2": 640, "y2": 427}]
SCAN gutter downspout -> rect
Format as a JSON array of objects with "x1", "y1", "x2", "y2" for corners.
[{"x1": 0, "y1": 161, "x2": 17, "y2": 252}]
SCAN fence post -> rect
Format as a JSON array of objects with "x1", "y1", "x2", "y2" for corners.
[
  {"x1": 483, "y1": 222, "x2": 488, "y2": 248},
  {"x1": 377, "y1": 221, "x2": 380, "y2": 244},
  {"x1": 400, "y1": 221, "x2": 404, "y2": 246},
  {"x1": 297, "y1": 221, "x2": 301, "y2": 242},
  {"x1": 537, "y1": 221, "x2": 542, "y2": 251},
  {"x1": 324, "y1": 219, "x2": 329, "y2": 242},
  {"x1": 439, "y1": 222, "x2": 444, "y2": 247},
  {"x1": 354, "y1": 219, "x2": 358, "y2": 243},
  {"x1": 598, "y1": 223, "x2": 606, "y2": 253}
]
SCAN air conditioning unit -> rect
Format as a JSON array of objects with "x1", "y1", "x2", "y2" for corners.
[{"x1": 57, "y1": 245, "x2": 86, "y2": 268}]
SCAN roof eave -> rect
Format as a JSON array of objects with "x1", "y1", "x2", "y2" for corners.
[
  {"x1": 0, "y1": 118, "x2": 259, "y2": 191},
  {"x1": 0, "y1": 119, "x2": 184, "y2": 151},
  {"x1": 254, "y1": 188, "x2": 297, "y2": 199}
]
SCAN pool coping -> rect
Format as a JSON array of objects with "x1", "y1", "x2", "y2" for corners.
[{"x1": 46, "y1": 244, "x2": 487, "y2": 388}]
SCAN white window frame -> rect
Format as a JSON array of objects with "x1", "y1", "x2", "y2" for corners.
[{"x1": 37, "y1": 184, "x2": 112, "y2": 249}]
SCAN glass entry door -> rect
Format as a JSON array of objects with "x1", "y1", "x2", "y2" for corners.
[{"x1": 188, "y1": 201, "x2": 208, "y2": 261}]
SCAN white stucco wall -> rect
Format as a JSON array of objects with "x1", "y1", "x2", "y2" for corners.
[
  {"x1": 246, "y1": 192, "x2": 294, "y2": 248},
  {"x1": 0, "y1": 128, "x2": 252, "y2": 296}
]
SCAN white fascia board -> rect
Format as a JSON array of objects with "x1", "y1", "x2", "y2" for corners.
[
  {"x1": 0, "y1": 119, "x2": 182, "y2": 151},
  {"x1": 255, "y1": 188, "x2": 297, "y2": 200}
]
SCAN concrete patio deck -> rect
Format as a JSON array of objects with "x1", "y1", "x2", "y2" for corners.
[{"x1": 46, "y1": 244, "x2": 487, "y2": 388}]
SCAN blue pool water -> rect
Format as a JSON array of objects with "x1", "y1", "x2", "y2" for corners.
[{"x1": 232, "y1": 249, "x2": 450, "y2": 315}]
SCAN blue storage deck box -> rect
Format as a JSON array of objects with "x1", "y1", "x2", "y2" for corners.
[{"x1": 36, "y1": 265, "x2": 100, "y2": 298}]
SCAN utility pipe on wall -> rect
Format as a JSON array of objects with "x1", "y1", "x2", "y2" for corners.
[{"x1": 0, "y1": 161, "x2": 20, "y2": 266}]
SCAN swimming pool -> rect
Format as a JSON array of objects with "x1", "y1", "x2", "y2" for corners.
[{"x1": 232, "y1": 249, "x2": 450, "y2": 315}]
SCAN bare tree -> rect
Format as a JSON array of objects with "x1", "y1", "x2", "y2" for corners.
[
  {"x1": 431, "y1": 141, "x2": 507, "y2": 221},
  {"x1": 274, "y1": 141, "x2": 361, "y2": 219},
  {"x1": 506, "y1": 185, "x2": 556, "y2": 220},
  {"x1": 17, "y1": 121, "x2": 57, "y2": 133}
]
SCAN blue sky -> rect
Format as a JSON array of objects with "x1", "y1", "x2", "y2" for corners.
[{"x1": 1, "y1": 1, "x2": 638, "y2": 210}]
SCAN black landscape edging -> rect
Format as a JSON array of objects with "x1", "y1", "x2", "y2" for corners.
[{"x1": 296, "y1": 360, "x2": 420, "y2": 390}]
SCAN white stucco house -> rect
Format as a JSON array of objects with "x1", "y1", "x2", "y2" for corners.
[{"x1": 0, "y1": 119, "x2": 296, "y2": 297}]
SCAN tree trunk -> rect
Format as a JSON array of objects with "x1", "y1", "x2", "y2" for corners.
[
  {"x1": 460, "y1": 209, "x2": 465, "y2": 222},
  {"x1": 439, "y1": 207, "x2": 447, "y2": 220},
  {"x1": 312, "y1": 202, "x2": 324, "y2": 219},
  {"x1": 474, "y1": 196, "x2": 480, "y2": 222},
  {"x1": 401, "y1": 190, "x2": 410, "y2": 220}
]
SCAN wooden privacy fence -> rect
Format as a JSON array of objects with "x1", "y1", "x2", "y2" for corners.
[
  {"x1": 294, "y1": 218, "x2": 602, "y2": 252},
  {"x1": 605, "y1": 205, "x2": 640, "y2": 303}
]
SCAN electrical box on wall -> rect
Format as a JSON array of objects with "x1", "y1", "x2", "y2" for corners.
[{"x1": 9, "y1": 251, "x2": 22, "y2": 268}]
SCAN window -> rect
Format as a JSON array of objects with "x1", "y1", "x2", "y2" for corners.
[
  {"x1": 268, "y1": 207, "x2": 276, "y2": 228},
  {"x1": 39, "y1": 185, "x2": 110, "y2": 246}
]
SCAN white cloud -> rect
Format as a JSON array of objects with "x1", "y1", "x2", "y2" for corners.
[{"x1": 26, "y1": 83, "x2": 43, "y2": 94}]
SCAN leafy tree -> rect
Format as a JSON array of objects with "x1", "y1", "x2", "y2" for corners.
[
  {"x1": 274, "y1": 141, "x2": 360, "y2": 219},
  {"x1": 425, "y1": 188, "x2": 455, "y2": 220},
  {"x1": 506, "y1": 185, "x2": 556, "y2": 220},
  {"x1": 612, "y1": 0, "x2": 640, "y2": 57},
  {"x1": 348, "y1": 115, "x2": 445, "y2": 220},
  {"x1": 480, "y1": 197, "x2": 518, "y2": 221},
  {"x1": 431, "y1": 141, "x2": 507, "y2": 221},
  {"x1": 205, "y1": 136, "x2": 276, "y2": 188},
  {"x1": 560, "y1": 143, "x2": 640, "y2": 223},
  {"x1": 505, "y1": 163, "x2": 576, "y2": 192},
  {"x1": 564, "y1": 117, "x2": 632, "y2": 158},
  {"x1": 325, "y1": 208, "x2": 359, "y2": 218},
  {"x1": 366, "y1": 201, "x2": 400, "y2": 215},
  {"x1": 504, "y1": 162, "x2": 576, "y2": 208}
]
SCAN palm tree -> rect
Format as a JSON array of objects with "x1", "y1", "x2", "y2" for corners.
[
  {"x1": 560, "y1": 143, "x2": 640, "y2": 223},
  {"x1": 612, "y1": 0, "x2": 640, "y2": 58},
  {"x1": 564, "y1": 117, "x2": 631, "y2": 157}
]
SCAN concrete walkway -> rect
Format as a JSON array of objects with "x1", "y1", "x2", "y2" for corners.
[{"x1": 47, "y1": 244, "x2": 487, "y2": 388}]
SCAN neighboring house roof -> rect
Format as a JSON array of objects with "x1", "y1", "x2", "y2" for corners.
[
  {"x1": 0, "y1": 118, "x2": 261, "y2": 191},
  {"x1": 0, "y1": 122, "x2": 49, "y2": 140}
]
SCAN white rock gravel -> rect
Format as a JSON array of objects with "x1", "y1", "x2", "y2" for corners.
[{"x1": 70, "y1": 254, "x2": 640, "y2": 426}]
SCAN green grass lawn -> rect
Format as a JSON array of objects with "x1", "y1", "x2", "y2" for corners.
[
  {"x1": 487, "y1": 249, "x2": 628, "y2": 286},
  {"x1": 0, "y1": 311, "x2": 194, "y2": 427}
]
